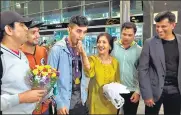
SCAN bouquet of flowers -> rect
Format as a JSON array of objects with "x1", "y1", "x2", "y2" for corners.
[{"x1": 26, "y1": 65, "x2": 59, "y2": 111}]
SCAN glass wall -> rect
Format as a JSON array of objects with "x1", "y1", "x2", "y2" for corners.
[
  {"x1": 130, "y1": 0, "x2": 143, "y2": 15},
  {"x1": 43, "y1": 1, "x2": 59, "y2": 12},
  {"x1": 62, "y1": 6, "x2": 82, "y2": 22},
  {"x1": 27, "y1": 13, "x2": 42, "y2": 23},
  {"x1": 0, "y1": 1, "x2": 114, "y2": 23},
  {"x1": 62, "y1": 1, "x2": 81, "y2": 8},
  {"x1": 43, "y1": 10, "x2": 61, "y2": 24},
  {"x1": 83, "y1": 33, "x2": 99, "y2": 55},
  {"x1": 112, "y1": 0, "x2": 120, "y2": 17},
  {"x1": 1, "y1": 0, "x2": 143, "y2": 24},
  {"x1": 1, "y1": 1, "x2": 11, "y2": 11},
  {"x1": 0, "y1": 0, "x2": 144, "y2": 52},
  {"x1": 1, "y1": 6, "x2": 13, "y2": 12},
  {"x1": 130, "y1": 0, "x2": 143, "y2": 46},
  {"x1": 135, "y1": 23, "x2": 143, "y2": 46},
  {"x1": 39, "y1": 30, "x2": 68, "y2": 49},
  {"x1": 54, "y1": 30, "x2": 68, "y2": 41},
  {"x1": 27, "y1": 1, "x2": 41, "y2": 14},
  {"x1": 14, "y1": 2, "x2": 26, "y2": 15},
  {"x1": 85, "y1": 1, "x2": 109, "y2": 20},
  {"x1": 106, "y1": 26, "x2": 120, "y2": 38},
  {"x1": 1, "y1": 1, "x2": 10, "y2": 8}
]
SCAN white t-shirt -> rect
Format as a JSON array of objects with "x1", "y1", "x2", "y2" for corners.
[{"x1": 0, "y1": 44, "x2": 35, "y2": 114}]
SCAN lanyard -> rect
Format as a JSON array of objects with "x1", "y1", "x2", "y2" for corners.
[{"x1": 65, "y1": 38, "x2": 81, "y2": 78}]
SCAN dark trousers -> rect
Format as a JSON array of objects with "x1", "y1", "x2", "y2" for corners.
[
  {"x1": 69, "y1": 103, "x2": 88, "y2": 115},
  {"x1": 145, "y1": 92, "x2": 181, "y2": 115},
  {"x1": 121, "y1": 92, "x2": 139, "y2": 115}
]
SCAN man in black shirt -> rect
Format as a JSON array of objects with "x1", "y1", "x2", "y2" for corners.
[{"x1": 138, "y1": 11, "x2": 181, "y2": 115}]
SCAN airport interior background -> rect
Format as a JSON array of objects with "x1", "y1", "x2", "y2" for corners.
[
  {"x1": 1, "y1": 0, "x2": 143, "y2": 55},
  {"x1": 1, "y1": 1, "x2": 181, "y2": 114}
]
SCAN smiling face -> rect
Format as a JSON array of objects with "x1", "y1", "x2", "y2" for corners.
[
  {"x1": 27, "y1": 27, "x2": 40, "y2": 45},
  {"x1": 97, "y1": 35, "x2": 111, "y2": 55},
  {"x1": 156, "y1": 18, "x2": 175, "y2": 39},
  {"x1": 68, "y1": 24, "x2": 87, "y2": 47}
]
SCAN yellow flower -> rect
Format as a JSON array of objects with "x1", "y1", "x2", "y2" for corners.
[
  {"x1": 38, "y1": 65, "x2": 44, "y2": 71},
  {"x1": 45, "y1": 65, "x2": 51, "y2": 69},
  {"x1": 32, "y1": 69, "x2": 39, "y2": 75},
  {"x1": 48, "y1": 69, "x2": 52, "y2": 73},
  {"x1": 52, "y1": 73, "x2": 56, "y2": 78},
  {"x1": 42, "y1": 72, "x2": 48, "y2": 76}
]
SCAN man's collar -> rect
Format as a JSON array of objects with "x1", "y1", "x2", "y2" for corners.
[
  {"x1": 119, "y1": 40, "x2": 136, "y2": 47},
  {"x1": 20, "y1": 45, "x2": 37, "y2": 55}
]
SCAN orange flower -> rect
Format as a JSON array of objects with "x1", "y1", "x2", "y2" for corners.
[{"x1": 42, "y1": 68, "x2": 47, "y2": 72}]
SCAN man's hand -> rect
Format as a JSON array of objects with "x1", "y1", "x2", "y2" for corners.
[
  {"x1": 144, "y1": 98, "x2": 155, "y2": 107},
  {"x1": 130, "y1": 92, "x2": 140, "y2": 103},
  {"x1": 76, "y1": 40, "x2": 85, "y2": 56},
  {"x1": 19, "y1": 89, "x2": 47, "y2": 103},
  {"x1": 57, "y1": 107, "x2": 69, "y2": 115}
]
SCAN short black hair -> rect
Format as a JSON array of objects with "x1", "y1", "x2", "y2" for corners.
[
  {"x1": 69, "y1": 15, "x2": 89, "y2": 27},
  {"x1": 0, "y1": 31, "x2": 4, "y2": 42},
  {"x1": 96, "y1": 33, "x2": 114, "y2": 54},
  {"x1": 154, "y1": 11, "x2": 175, "y2": 23},
  {"x1": 112, "y1": 36, "x2": 117, "y2": 41},
  {"x1": 0, "y1": 22, "x2": 15, "y2": 42},
  {"x1": 121, "y1": 22, "x2": 137, "y2": 34}
]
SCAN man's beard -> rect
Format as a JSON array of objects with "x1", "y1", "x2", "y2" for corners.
[
  {"x1": 30, "y1": 41, "x2": 38, "y2": 46},
  {"x1": 33, "y1": 42, "x2": 38, "y2": 46}
]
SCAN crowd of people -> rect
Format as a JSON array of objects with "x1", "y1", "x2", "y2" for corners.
[{"x1": 0, "y1": 10, "x2": 181, "y2": 115}]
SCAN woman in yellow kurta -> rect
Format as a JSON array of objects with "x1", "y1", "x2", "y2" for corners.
[
  {"x1": 79, "y1": 33, "x2": 121, "y2": 114},
  {"x1": 85, "y1": 55, "x2": 120, "y2": 114}
]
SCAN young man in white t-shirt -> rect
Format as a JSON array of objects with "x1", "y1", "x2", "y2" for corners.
[{"x1": 0, "y1": 11, "x2": 47, "y2": 114}]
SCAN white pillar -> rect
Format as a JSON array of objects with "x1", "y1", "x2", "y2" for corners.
[
  {"x1": 149, "y1": 1, "x2": 154, "y2": 38},
  {"x1": 120, "y1": 0, "x2": 130, "y2": 40},
  {"x1": 120, "y1": 0, "x2": 130, "y2": 26}
]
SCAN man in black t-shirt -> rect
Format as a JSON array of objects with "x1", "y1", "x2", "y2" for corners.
[{"x1": 138, "y1": 11, "x2": 181, "y2": 115}]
